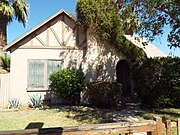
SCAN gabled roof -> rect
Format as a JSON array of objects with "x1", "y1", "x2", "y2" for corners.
[{"x1": 4, "y1": 9, "x2": 75, "y2": 51}]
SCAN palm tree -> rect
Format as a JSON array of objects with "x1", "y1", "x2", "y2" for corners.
[
  {"x1": 0, "y1": 0, "x2": 29, "y2": 70},
  {"x1": 0, "y1": 0, "x2": 29, "y2": 47},
  {"x1": 0, "y1": 53, "x2": 10, "y2": 72}
]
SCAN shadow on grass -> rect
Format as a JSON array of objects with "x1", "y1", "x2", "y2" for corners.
[
  {"x1": 25, "y1": 122, "x2": 44, "y2": 129},
  {"x1": 42, "y1": 105, "x2": 115, "y2": 124},
  {"x1": 138, "y1": 107, "x2": 180, "y2": 121}
]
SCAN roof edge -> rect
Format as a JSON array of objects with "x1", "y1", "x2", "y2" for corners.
[{"x1": 124, "y1": 35, "x2": 166, "y2": 57}]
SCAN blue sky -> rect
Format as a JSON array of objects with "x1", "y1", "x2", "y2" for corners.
[{"x1": 7, "y1": 0, "x2": 179, "y2": 57}]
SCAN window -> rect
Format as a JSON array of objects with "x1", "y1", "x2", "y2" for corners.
[{"x1": 27, "y1": 59, "x2": 63, "y2": 90}]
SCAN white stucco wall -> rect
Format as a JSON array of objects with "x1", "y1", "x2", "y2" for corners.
[{"x1": 10, "y1": 49, "x2": 83, "y2": 103}]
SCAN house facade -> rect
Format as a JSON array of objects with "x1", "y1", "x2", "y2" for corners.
[
  {"x1": 4, "y1": 10, "x2": 124, "y2": 104},
  {"x1": 3, "y1": 9, "x2": 166, "y2": 105}
]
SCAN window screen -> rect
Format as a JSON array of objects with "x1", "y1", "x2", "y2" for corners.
[
  {"x1": 28, "y1": 60, "x2": 45, "y2": 88},
  {"x1": 28, "y1": 59, "x2": 62, "y2": 90}
]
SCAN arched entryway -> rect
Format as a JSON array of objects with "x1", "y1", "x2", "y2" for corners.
[{"x1": 116, "y1": 59, "x2": 131, "y2": 97}]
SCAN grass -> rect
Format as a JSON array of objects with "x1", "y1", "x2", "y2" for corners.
[
  {"x1": 138, "y1": 107, "x2": 180, "y2": 135},
  {"x1": 138, "y1": 107, "x2": 180, "y2": 121},
  {"x1": 0, "y1": 106, "x2": 179, "y2": 132},
  {"x1": 0, "y1": 106, "x2": 114, "y2": 131}
]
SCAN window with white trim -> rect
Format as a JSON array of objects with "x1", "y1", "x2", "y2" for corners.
[{"x1": 27, "y1": 59, "x2": 63, "y2": 90}]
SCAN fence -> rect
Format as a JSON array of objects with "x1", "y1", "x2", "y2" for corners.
[
  {"x1": 0, "y1": 117, "x2": 179, "y2": 135},
  {"x1": 0, "y1": 74, "x2": 10, "y2": 106}
]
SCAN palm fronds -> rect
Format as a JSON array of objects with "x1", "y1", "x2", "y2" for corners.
[
  {"x1": 0, "y1": 53, "x2": 10, "y2": 72},
  {"x1": 0, "y1": 0, "x2": 29, "y2": 26}
]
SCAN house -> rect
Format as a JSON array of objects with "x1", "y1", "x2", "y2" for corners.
[{"x1": 3, "y1": 9, "x2": 166, "y2": 104}]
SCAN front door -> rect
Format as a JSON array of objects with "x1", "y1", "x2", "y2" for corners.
[{"x1": 116, "y1": 60, "x2": 131, "y2": 97}]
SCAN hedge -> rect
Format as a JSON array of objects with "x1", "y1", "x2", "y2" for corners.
[
  {"x1": 131, "y1": 57, "x2": 180, "y2": 107},
  {"x1": 85, "y1": 81, "x2": 122, "y2": 108}
]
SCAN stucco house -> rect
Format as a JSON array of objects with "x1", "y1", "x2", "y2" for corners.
[{"x1": 3, "y1": 9, "x2": 166, "y2": 104}]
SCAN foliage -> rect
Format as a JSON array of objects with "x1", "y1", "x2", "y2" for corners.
[
  {"x1": 77, "y1": 0, "x2": 122, "y2": 39},
  {"x1": 0, "y1": 69, "x2": 8, "y2": 74},
  {"x1": 49, "y1": 69, "x2": 84, "y2": 105},
  {"x1": 0, "y1": 0, "x2": 29, "y2": 26},
  {"x1": 114, "y1": 0, "x2": 180, "y2": 48},
  {"x1": 77, "y1": 0, "x2": 179, "y2": 49},
  {"x1": 29, "y1": 94, "x2": 42, "y2": 108},
  {"x1": 86, "y1": 81, "x2": 122, "y2": 108},
  {"x1": 131, "y1": 57, "x2": 180, "y2": 107},
  {"x1": 0, "y1": 0, "x2": 29, "y2": 46},
  {"x1": 9, "y1": 98, "x2": 20, "y2": 108},
  {"x1": 0, "y1": 53, "x2": 10, "y2": 72},
  {"x1": 76, "y1": 0, "x2": 147, "y2": 62},
  {"x1": 114, "y1": 34, "x2": 147, "y2": 61}
]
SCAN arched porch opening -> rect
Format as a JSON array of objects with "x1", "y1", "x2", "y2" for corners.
[{"x1": 116, "y1": 59, "x2": 131, "y2": 97}]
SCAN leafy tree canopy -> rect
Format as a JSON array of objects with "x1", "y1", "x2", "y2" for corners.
[
  {"x1": 115, "y1": 0, "x2": 180, "y2": 48},
  {"x1": 77, "y1": 0, "x2": 179, "y2": 50}
]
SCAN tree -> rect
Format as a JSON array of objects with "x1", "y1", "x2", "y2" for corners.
[
  {"x1": 114, "y1": 0, "x2": 180, "y2": 48},
  {"x1": 0, "y1": 0, "x2": 29, "y2": 47},
  {"x1": 0, "y1": 53, "x2": 10, "y2": 72}
]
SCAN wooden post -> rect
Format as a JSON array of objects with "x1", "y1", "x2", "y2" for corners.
[
  {"x1": 166, "y1": 119, "x2": 171, "y2": 135},
  {"x1": 61, "y1": 14, "x2": 65, "y2": 46},
  {"x1": 147, "y1": 131, "x2": 156, "y2": 135},
  {"x1": 154, "y1": 116, "x2": 162, "y2": 135},
  {"x1": 177, "y1": 118, "x2": 180, "y2": 135},
  {"x1": 125, "y1": 133, "x2": 133, "y2": 135}
]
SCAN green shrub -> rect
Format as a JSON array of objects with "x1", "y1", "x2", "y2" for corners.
[
  {"x1": 86, "y1": 81, "x2": 122, "y2": 108},
  {"x1": 131, "y1": 57, "x2": 180, "y2": 107},
  {"x1": 49, "y1": 69, "x2": 84, "y2": 105}
]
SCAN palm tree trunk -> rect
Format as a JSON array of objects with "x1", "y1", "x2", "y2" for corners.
[
  {"x1": 0, "y1": 11, "x2": 8, "y2": 70},
  {"x1": 0, "y1": 11, "x2": 8, "y2": 48}
]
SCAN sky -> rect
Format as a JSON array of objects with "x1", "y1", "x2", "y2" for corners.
[{"x1": 7, "y1": 0, "x2": 179, "y2": 57}]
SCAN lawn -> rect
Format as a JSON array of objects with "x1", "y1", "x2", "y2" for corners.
[
  {"x1": 0, "y1": 106, "x2": 179, "y2": 131},
  {"x1": 138, "y1": 107, "x2": 180, "y2": 121},
  {"x1": 0, "y1": 106, "x2": 113, "y2": 131},
  {"x1": 138, "y1": 107, "x2": 180, "y2": 135}
]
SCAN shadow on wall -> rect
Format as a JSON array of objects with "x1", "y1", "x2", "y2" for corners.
[
  {"x1": 81, "y1": 34, "x2": 123, "y2": 83},
  {"x1": 58, "y1": 31, "x2": 124, "y2": 83},
  {"x1": 57, "y1": 34, "x2": 122, "y2": 87},
  {"x1": 53, "y1": 18, "x2": 123, "y2": 82}
]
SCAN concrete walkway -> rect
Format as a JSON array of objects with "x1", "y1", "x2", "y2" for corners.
[{"x1": 112, "y1": 103, "x2": 147, "y2": 135}]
